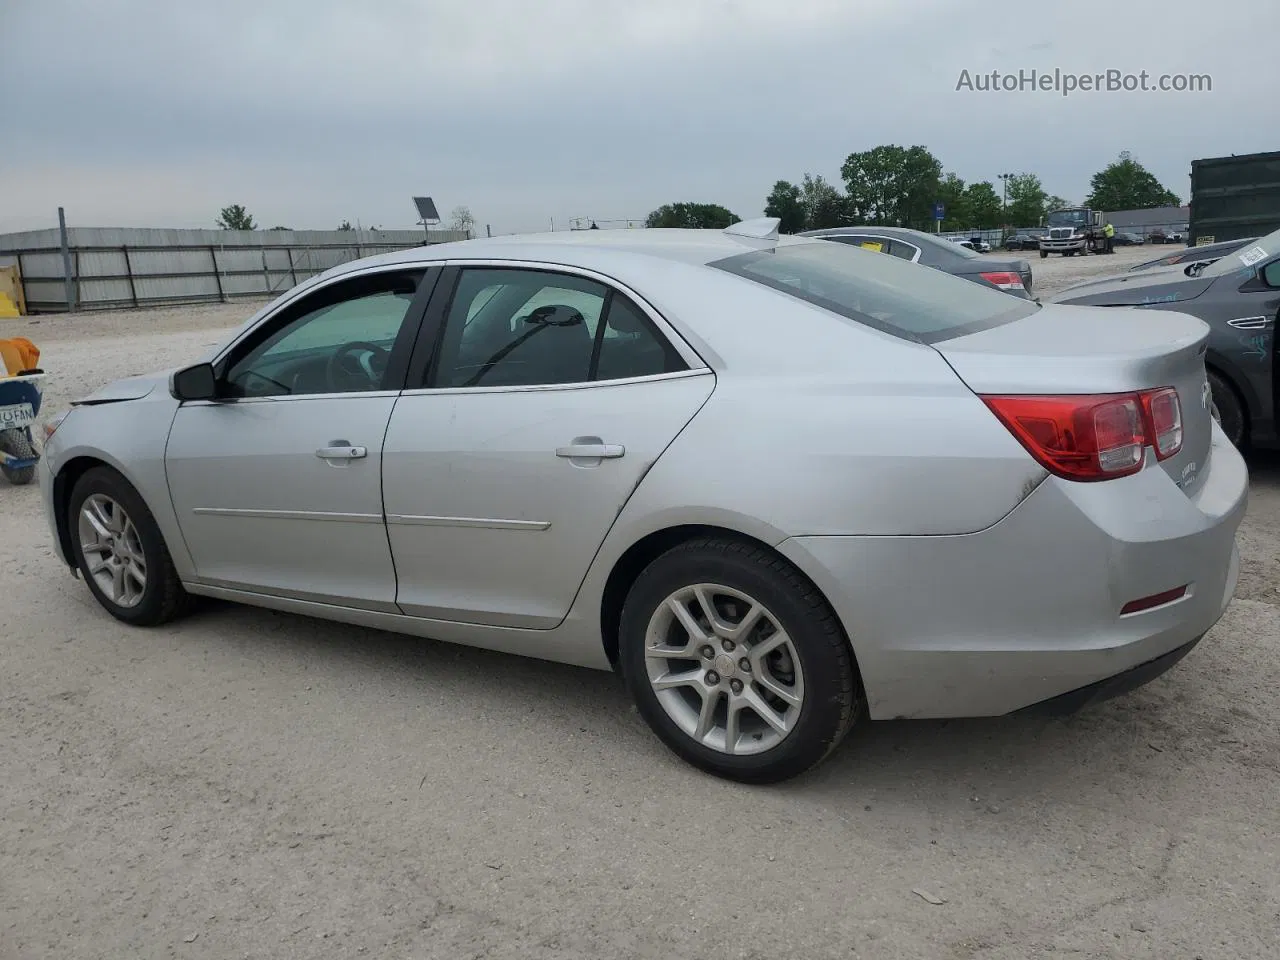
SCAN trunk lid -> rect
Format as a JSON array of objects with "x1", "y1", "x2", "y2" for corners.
[
  {"x1": 1049, "y1": 266, "x2": 1214, "y2": 306},
  {"x1": 934, "y1": 303, "x2": 1214, "y2": 492},
  {"x1": 964, "y1": 256, "x2": 1034, "y2": 296}
]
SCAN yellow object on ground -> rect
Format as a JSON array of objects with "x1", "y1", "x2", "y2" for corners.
[
  {"x1": 0, "y1": 264, "x2": 25, "y2": 317},
  {"x1": 1, "y1": 337, "x2": 40, "y2": 376}
]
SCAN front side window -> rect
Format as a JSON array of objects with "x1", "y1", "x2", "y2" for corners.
[
  {"x1": 432, "y1": 268, "x2": 686, "y2": 388},
  {"x1": 222, "y1": 270, "x2": 423, "y2": 397}
]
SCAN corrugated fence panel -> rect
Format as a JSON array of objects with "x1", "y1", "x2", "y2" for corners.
[
  {"x1": 133, "y1": 274, "x2": 222, "y2": 302},
  {"x1": 77, "y1": 278, "x2": 136, "y2": 306},
  {"x1": 23, "y1": 278, "x2": 72, "y2": 310},
  {"x1": 129, "y1": 248, "x2": 217, "y2": 277},
  {"x1": 14, "y1": 252, "x2": 67, "y2": 280},
  {"x1": 0, "y1": 226, "x2": 473, "y2": 311},
  {"x1": 76, "y1": 249, "x2": 129, "y2": 279}
]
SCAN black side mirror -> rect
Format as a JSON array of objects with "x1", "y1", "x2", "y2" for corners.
[
  {"x1": 1261, "y1": 260, "x2": 1280, "y2": 289},
  {"x1": 170, "y1": 362, "x2": 217, "y2": 401}
]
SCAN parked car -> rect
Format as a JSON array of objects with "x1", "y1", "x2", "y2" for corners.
[
  {"x1": 40, "y1": 219, "x2": 1246, "y2": 784},
  {"x1": 1051, "y1": 226, "x2": 1280, "y2": 449},
  {"x1": 1004, "y1": 232, "x2": 1043, "y2": 251},
  {"x1": 1113, "y1": 232, "x2": 1146, "y2": 246},
  {"x1": 800, "y1": 225, "x2": 1034, "y2": 297},
  {"x1": 1128, "y1": 237, "x2": 1257, "y2": 273}
]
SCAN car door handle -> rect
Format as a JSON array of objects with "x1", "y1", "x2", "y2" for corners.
[
  {"x1": 316, "y1": 442, "x2": 367, "y2": 460},
  {"x1": 556, "y1": 442, "x2": 625, "y2": 459}
]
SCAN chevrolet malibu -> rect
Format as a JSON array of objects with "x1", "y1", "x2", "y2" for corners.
[{"x1": 39, "y1": 219, "x2": 1247, "y2": 783}]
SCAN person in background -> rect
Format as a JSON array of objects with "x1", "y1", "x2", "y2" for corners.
[{"x1": 1103, "y1": 220, "x2": 1115, "y2": 254}]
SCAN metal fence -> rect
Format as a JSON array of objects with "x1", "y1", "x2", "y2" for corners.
[{"x1": 0, "y1": 226, "x2": 470, "y2": 313}]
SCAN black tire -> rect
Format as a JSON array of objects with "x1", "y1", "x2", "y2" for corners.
[
  {"x1": 618, "y1": 536, "x2": 861, "y2": 784},
  {"x1": 0, "y1": 429, "x2": 36, "y2": 485},
  {"x1": 68, "y1": 465, "x2": 191, "y2": 626},
  {"x1": 1040, "y1": 249, "x2": 1048, "y2": 259},
  {"x1": 1207, "y1": 370, "x2": 1247, "y2": 449}
]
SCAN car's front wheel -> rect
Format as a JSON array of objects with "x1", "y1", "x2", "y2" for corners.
[
  {"x1": 68, "y1": 466, "x2": 192, "y2": 626},
  {"x1": 618, "y1": 537, "x2": 861, "y2": 784}
]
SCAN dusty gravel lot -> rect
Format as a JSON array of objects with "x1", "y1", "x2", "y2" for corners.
[{"x1": 3, "y1": 245, "x2": 1278, "y2": 959}]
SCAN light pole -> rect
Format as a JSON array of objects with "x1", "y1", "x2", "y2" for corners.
[{"x1": 999, "y1": 173, "x2": 1013, "y2": 225}]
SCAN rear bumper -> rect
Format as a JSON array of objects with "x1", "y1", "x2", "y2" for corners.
[
  {"x1": 778, "y1": 422, "x2": 1248, "y2": 720},
  {"x1": 1013, "y1": 632, "x2": 1204, "y2": 716}
]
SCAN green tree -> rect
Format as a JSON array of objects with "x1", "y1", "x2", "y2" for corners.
[
  {"x1": 1043, "y1": 195, "x2": 1070, "y2": 218},
  {"x1": 935, "y1": 172, "x2": 969, "y2": 231},
  {"x1": 337, "y1": 220, "x2": 354, "y2": 231},
  {"x1": 216, "y1": 204, "x2": 256, "y2": 230},
  {"x1": 645, "y1": 202, "x2": 739, "y2": 229},
  {"x1": 840, "y1": 144, "x2": 943, "y2": 225},
  {"x1": 964, "y1": 181, "x2": 1003, "y2": 229},
  {"x1": 268, "y1": 225, "x2": 291, "y2": 231},
  {"x1": 1004, "y1": 173, "x2": 1049, "y2": 227},
  {"x1": 1085, "y1": 151, "x2": 1180, "y2": 210},
  {"x1": 800, "y1": 174, "x2": 849, "y2": 229},
  {"x1": 764, "y1": 180, "x2": 806, "y2": 234}
]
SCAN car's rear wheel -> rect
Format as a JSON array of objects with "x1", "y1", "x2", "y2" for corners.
[
  {"x1": 1207, "y1": 370, "x2": 1247, "y2": 448},
  {"x1": 618, "y1": 537, "x2": 860, "y2": 784},
  {"x1": 68, "y1": 466, "x2": 191, "y2": 626}
]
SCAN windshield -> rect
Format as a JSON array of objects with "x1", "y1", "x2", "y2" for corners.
[
  {"x1": 710, "y1": 239, "x2": 1038, "y2": 344},
  {"x1": 1047, "y1": 209, "x2": 1089, "y2": 228},
  {"x1": 1200, "y1": 226, "x2": 1280, "y2": 278}
]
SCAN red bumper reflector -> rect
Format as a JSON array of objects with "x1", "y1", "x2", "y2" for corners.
[{"x1": 1120, "y1": 585, "x2": 1188, "y2": 616}]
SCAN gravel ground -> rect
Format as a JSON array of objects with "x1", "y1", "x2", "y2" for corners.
[{"x1": 3, "y1": 245, "x2": 1277, "y2": 959}]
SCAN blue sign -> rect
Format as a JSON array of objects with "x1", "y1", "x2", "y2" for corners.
[{"x1": 933, "y1": 203, "x2": 945, "y2": 221}]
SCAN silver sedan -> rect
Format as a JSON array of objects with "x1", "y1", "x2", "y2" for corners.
[{"x1": 39, "y1": 219, "x2": 1248, "y2": 783}]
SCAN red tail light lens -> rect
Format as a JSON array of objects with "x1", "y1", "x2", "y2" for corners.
[
  {"x1": 979, "y1": 271, "x2": 1026, "y2": 291},
  {"x1": 981, "y1": 387, "x2": 1182, "y2": 482},
  {"x1": 1141, "y1": 387, "x2": 1183, "y2": 460}
]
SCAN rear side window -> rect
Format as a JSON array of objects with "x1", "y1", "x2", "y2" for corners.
[{"x1": 710, "y1": 240, "x2": 1038, "y2": 344}]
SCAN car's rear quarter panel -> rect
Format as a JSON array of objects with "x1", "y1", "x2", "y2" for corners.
[{"x1": 589, "y1": 262, "x2": 1050, "y2": 539}]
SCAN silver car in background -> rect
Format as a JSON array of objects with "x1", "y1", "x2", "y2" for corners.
[{"x1": 39, "y1": 219, "x2": 1247, "y2": 783}]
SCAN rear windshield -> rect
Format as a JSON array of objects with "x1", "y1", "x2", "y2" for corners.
[
  {"x1": 1199, "y1": 225, "x2": 1280, "y2": 278},
  {"x1": 710, "y1": 239, "x2": 1037, "y2": 344}
]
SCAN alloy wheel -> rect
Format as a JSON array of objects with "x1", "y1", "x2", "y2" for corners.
[
  {"x1": 78, "y1": 493, "x2": 148, "y2": 608},
  {"x1": 644, "y1": 583, "x2": 805, "y2": 756}
]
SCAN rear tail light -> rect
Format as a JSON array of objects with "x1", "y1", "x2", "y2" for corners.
[
  {"x1": 981, "y1": 388, "x2": 1183, "y2": 482},
  {"x1": 979, "y1": 271, "x2": 1026, "y2": 292},
  {"x1": 1141, "y1": 387, "x2": 1183, "y2": 459}
]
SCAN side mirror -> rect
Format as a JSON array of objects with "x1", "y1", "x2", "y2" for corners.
[
  {"x1": 170, "y1": 362, "x2": 217, "y2": 401},
  {"x1": 1261, "y1": 260, "x2": 1280, "y2": 289}
]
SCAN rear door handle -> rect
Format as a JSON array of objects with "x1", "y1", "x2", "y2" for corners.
[
  {"x1": 316, "y1": 442, "x2": 367, "y2": 460},
  {"x1": 556, "y1": 442, "x2": 625, "y2": 459}
]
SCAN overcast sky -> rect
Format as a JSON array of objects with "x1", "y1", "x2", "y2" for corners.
[{"x1": 2, "y1": 0, "x2": 1276, "y2": 235}]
